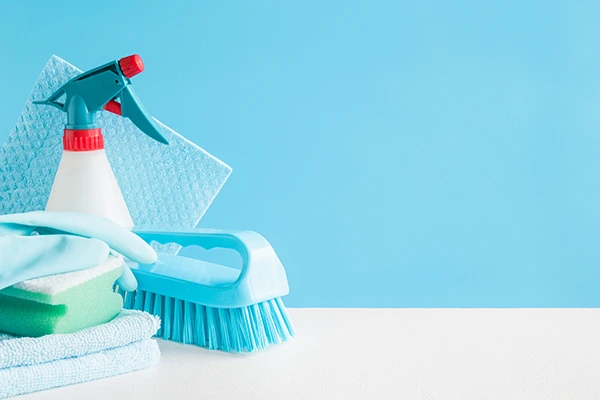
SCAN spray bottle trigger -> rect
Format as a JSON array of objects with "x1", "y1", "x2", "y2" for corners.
[{"x1": 120, "y1": 86, "x2": 168, "y2": 144}]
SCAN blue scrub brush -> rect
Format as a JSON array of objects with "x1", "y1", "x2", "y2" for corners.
[{"x1": 119, "y1": 229, "x2": 294, "y2": 353}]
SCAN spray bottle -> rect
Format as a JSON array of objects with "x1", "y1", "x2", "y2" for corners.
[{"x1": 34, "y1": 54, "x2": 168, "y2": 228}]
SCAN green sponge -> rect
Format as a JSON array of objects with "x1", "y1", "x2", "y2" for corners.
[{"x1": 0, "y1": 256, "x2": 124, "y2": 337}]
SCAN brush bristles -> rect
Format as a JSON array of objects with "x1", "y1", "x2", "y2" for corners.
[{"x1": 119, "y1": 289, "x2": 295, "y2": 353}]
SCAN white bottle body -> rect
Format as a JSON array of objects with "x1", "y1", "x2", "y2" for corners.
[{"x1": 45, "y1": 150, "x2": 134, "y2": 229}]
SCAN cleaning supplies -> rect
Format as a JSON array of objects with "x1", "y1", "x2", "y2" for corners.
[
  {"x1": 121, "y1": 229, "x2": 294, "y2": 353},
  {"x1": 0, "y1": 256, "x2": 124, "y2": 337},
  {"x1": 0, "y1": 310, "x2": 160, "y2": 399},
  {"x1": 33, "y1": 54, "x2": 169, "y2": 228},
  {"x1": 0, "y1": 211, "x2": 157, "y2": 336},
  {"x1": 0, "y1": 55, "x2": 231, "y2": 234}
]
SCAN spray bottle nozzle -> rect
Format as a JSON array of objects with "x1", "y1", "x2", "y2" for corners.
[
  {"x1": 119, "y1": 54, "x2": 145, "y2": 78},
  {"x1": 33, "y1": 54, "x2": 169, "y2": 146}
]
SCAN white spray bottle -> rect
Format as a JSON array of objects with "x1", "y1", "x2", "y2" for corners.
[{"x1": 34, "y1": 55, "x2": 169, "y2": 228}]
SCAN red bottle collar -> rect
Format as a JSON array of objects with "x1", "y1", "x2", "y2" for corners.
[{"x1": 63, "y1": 128, "x2": 104, "y2": 151}]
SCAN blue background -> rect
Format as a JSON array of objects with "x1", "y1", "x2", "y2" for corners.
[{"x1": 0, "y1": 1, "x2": 599, "y2": 307}]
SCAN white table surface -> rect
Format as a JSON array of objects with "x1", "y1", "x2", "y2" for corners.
[{"x1": 15, "y1": 308, "x2": 600, "y2": 399}]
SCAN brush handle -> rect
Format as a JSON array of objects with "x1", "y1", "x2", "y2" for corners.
[
  {"x1": 136, "y1": 229, "x2": 263, "y2": 254},
  {"x1": 131, "y1": 229, "x2": 290, "y2": 308}
]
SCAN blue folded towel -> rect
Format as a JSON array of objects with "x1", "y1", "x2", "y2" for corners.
[{"x1": 0, "y1": 310, "x2": 161, "y2": 399}]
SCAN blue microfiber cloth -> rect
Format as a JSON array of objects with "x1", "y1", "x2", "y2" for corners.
[
  {"x1": 0, "y1": 55, "x2": 231, "y2": 233},
  {"x1": 0, "y1": 310, "x2": 161, "y2": 398}
]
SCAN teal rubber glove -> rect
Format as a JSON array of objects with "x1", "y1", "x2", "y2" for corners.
[{"x1": 0, "y1": 211, "x2": 157, "y2": 291}]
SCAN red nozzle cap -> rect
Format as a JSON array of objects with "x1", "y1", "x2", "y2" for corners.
[{"x1": 119, "y1": 54, "x2": 144, "y2": 78}]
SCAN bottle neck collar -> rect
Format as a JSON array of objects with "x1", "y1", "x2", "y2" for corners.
[{"x1": 63, "y1": 128, "x2": 104, "y2": 151}]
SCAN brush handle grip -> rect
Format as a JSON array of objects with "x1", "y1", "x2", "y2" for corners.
[
  {"x1": 134, "y1": 229, "x2": 268, "y2": 260},
  {"x1": 131, "y1": 229, "x2": 290, "y2": 307}
]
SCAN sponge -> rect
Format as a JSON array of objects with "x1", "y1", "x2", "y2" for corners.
[{"x1": 0, "y1": 255, "x2": 124, "y2": 337}]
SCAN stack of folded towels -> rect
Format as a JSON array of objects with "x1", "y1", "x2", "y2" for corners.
[
  {"x1": 0, "y1": 310, "x2": 160, "y2": 398},
  {"x1": 0, "y1": 256, "x2": 161, "y2": 398}
]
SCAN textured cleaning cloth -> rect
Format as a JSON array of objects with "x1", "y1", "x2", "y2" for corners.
[
  {"x1": 0, "y1": 340, "x2": 159, "y2": 399},
  {"x1": 0, "y1": 310, "x2": 160, "y2": 399},
  {"x1": 0, "y1": 55, "x2": 231, "y2": 232}
]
